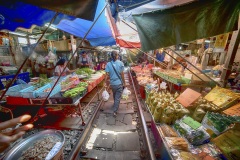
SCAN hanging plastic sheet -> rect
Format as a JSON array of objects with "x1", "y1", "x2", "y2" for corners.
[
  {"x1": 56, "y1": 1, "x2": 116, "y2": 46},
  {"x1": 133, "y1": 0, "x2": 240, "y2": 51},
  {"x1": 0, "y1": 1, "x2": 75, "y2": 31}
]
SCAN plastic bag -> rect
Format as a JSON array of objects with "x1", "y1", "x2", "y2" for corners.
[
  {"x1": 123, "y1": 87, "x2": 131, "y2": 96},
  {"x1": 122, "y1": 87, "x2": 131, "y2": 100},
  {"x1": 102, "y1": 89, "x2": 109, "y2": 101}
]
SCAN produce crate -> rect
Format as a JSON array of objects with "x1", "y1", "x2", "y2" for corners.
[
  {"x1": 5, "y1": 84, "x2": 30, "y2": 97},
  {"x1": 0, "y1": 72, "x2": 30, "y2": 89},
  {"x1": 20, "y1": 83, "x2": 61, "y2": 98},
  {"x1": 35, "y1": 83, "x2": 61, "y2": 98},
  {"x1": 20, "y1": 86, "x2": 37, "y2": 98}
]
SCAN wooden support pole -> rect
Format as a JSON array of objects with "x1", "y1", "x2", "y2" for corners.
[{"x1": 221, "y1": 29, "x2": 240, "y2": 87}]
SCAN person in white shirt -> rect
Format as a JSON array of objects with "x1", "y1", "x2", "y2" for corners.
[{"x1": 54, "y1": 59, "x2": 75, "y2": 76}]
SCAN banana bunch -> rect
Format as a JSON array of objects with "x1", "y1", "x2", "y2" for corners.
[{"x1": 63, "y1": 87, "x2": 86, "y2": 98}]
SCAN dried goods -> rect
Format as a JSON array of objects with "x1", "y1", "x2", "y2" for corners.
[{"x1": 18, "y1": 136, "x2": 60, "y2": 160}]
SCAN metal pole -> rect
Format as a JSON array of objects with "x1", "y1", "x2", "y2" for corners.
[
  {"x1": 127, "y1": 48, "x2": 168, "y2": 68},
  {"x1": 0, "y1": 13, "x2": 59, "y2": 100},
  {"x1": 128, "y1": 70, "x2": 156, "y2": 160},
  {"x1": 163, "y1": 51, "x2": 206, "y2": 82},
  {"x1": 41, "y1": 4, "x2": 109, "y2": 107},
  {"x1": 123, "y1": 39, "x2": 206, "y2": 82},
  {"x1": 122, "y1": 40, "x2": 168, "y2": 68},
  {"x1": 166, "y1": 47, "x2": 220, "y2": 86},
  {"x1": 119, "y1": 20, "x2": 219, "y2": 85}
]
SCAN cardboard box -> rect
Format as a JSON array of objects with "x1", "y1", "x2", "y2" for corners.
[
  {"x1": 223, "y1": 103, "x2": 240, "y2": 116},
  {"x1": 176, "y1": 88, "x2": 201, "y2": 107}
]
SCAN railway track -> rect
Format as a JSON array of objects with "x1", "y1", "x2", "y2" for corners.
[
  {"x1": 75, "y1": 70, "x2": 156, "y2": 160},
  {"x1": 1, "y1": 70, "x2": 156, "y2": 160}
]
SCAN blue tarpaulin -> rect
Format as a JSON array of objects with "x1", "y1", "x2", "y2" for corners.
[
  {"x1": 56, "y1": 1, "x2": 116, "y2": 46},
  {"x1": 0, "y1": 1, "x2": 75, "y2": 31}
]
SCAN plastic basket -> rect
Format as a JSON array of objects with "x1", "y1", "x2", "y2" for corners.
[
  {"x1": 20, "y1": 86, "x2": 37, "y2": 98},
  {"x1": 5, "y1": 84, "x2": 31, "y2": 97},
  {"x1": 35, "y1": 83, "x2": 61, "y2": 98}
]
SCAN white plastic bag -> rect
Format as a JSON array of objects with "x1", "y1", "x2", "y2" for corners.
[
  {"x1": 122, "y1": 87, "x2": 131, "y2": 100},
  {"x1": 102, "y1": 89, "x2": 109, "y2": 101}
]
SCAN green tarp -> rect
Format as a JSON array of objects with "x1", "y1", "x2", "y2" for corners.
[{"x1": 133, "y1": 0, "x2": 240, "y2": 51}]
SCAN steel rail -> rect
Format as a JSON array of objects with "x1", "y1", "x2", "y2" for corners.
[
  {"x1": 67, "y1": 85, "x2": 106, "y2": 160},
  {"x1": 128, "y1": 70, "x2": 156, "y2": 160}
]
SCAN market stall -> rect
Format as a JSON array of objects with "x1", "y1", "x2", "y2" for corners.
[
  {"x1": 144, "y1": 84, "x2": 240, "y2": 160},
  {"x1": 4, "y1": 68, "x2": 105, "y2": 125}
]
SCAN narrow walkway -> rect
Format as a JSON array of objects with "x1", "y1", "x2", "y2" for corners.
[{"x1": 80, "y1": 73, "x2": 144, "y2": 160}]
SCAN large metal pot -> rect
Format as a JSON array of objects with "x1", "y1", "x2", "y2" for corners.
[{"x1": 3, "y1": 129, "x2": 65, "y2": 160}]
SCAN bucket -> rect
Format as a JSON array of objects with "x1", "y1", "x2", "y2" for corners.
[{"x1": 3, "y1": 130, "x2": 65, "y2": 160}]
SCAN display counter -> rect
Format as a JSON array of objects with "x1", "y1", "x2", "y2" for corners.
[
  {"x1": 145, "y1": 86, "x2": 240, "y2": 160},
  {"x1": 3, "y1": 69, "x2": 105, "y2": 125}
]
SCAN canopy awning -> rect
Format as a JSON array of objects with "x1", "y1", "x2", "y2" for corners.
[
  {"x1": 118, "y1": 0, "x2": 155, "y2": 11},
  {"x1": 133, "y1": 0, "x2": 240, "y2": 51},
  {"x1": 56, "y1": 1, "x2": 116, "y2": 47},
  {"x1": 0, "y1": 1, "x2": 75, "y2": 31},
  {"x1": 15, "y1": 0, "x2": 99, "y2": 21}
]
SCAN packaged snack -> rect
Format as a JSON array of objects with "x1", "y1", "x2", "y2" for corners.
[
  {"x1": 159, "y1": 124, "x2": 179, "y2": 137},
  {"x1": 202, "y1": 112, "x2": 239, "y2": 135},
  {"x1": 153, "y1": 104, "x2": 163, "y2": 123},
  {"x1": 174, "y1": 116, "x2": 210, "y2": 146},
  {"x1": 165, "y1": 137, "x2": 189, "y2": 151}
]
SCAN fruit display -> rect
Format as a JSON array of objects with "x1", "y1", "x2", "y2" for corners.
[{"x1": 146, "y1": 90, "x2": 189, "y2": 124}]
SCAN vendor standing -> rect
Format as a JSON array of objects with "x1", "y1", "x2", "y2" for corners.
[
  {"x1": 55, "y1": 59, "x2": 75, "y2": 76},
  {"x1": 78, "y1": 51, "x2": 92, "y2": 68}
]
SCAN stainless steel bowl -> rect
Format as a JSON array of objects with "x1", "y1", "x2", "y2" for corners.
[{"x1": 3, "y1": 129, "x2": 65, "y2": 160}]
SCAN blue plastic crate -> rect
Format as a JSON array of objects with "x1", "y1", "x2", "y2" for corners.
[
  {"x1": 5, "y1": 84, "x2": 31, "y2": 97},
  {"x1": 20, "y1": 86, "x2": 37, "y2": 98},
  {"x1": 0, "y1": 72, "x2": 30, "y2": 89},
  {"x1": 35, "y1": 83, "x2": 61, "y2": 98}
]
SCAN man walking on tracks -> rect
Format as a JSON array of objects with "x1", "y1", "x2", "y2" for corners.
[{"x1": 105, "y1": 51, "x2": 125, "y2": 116}]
